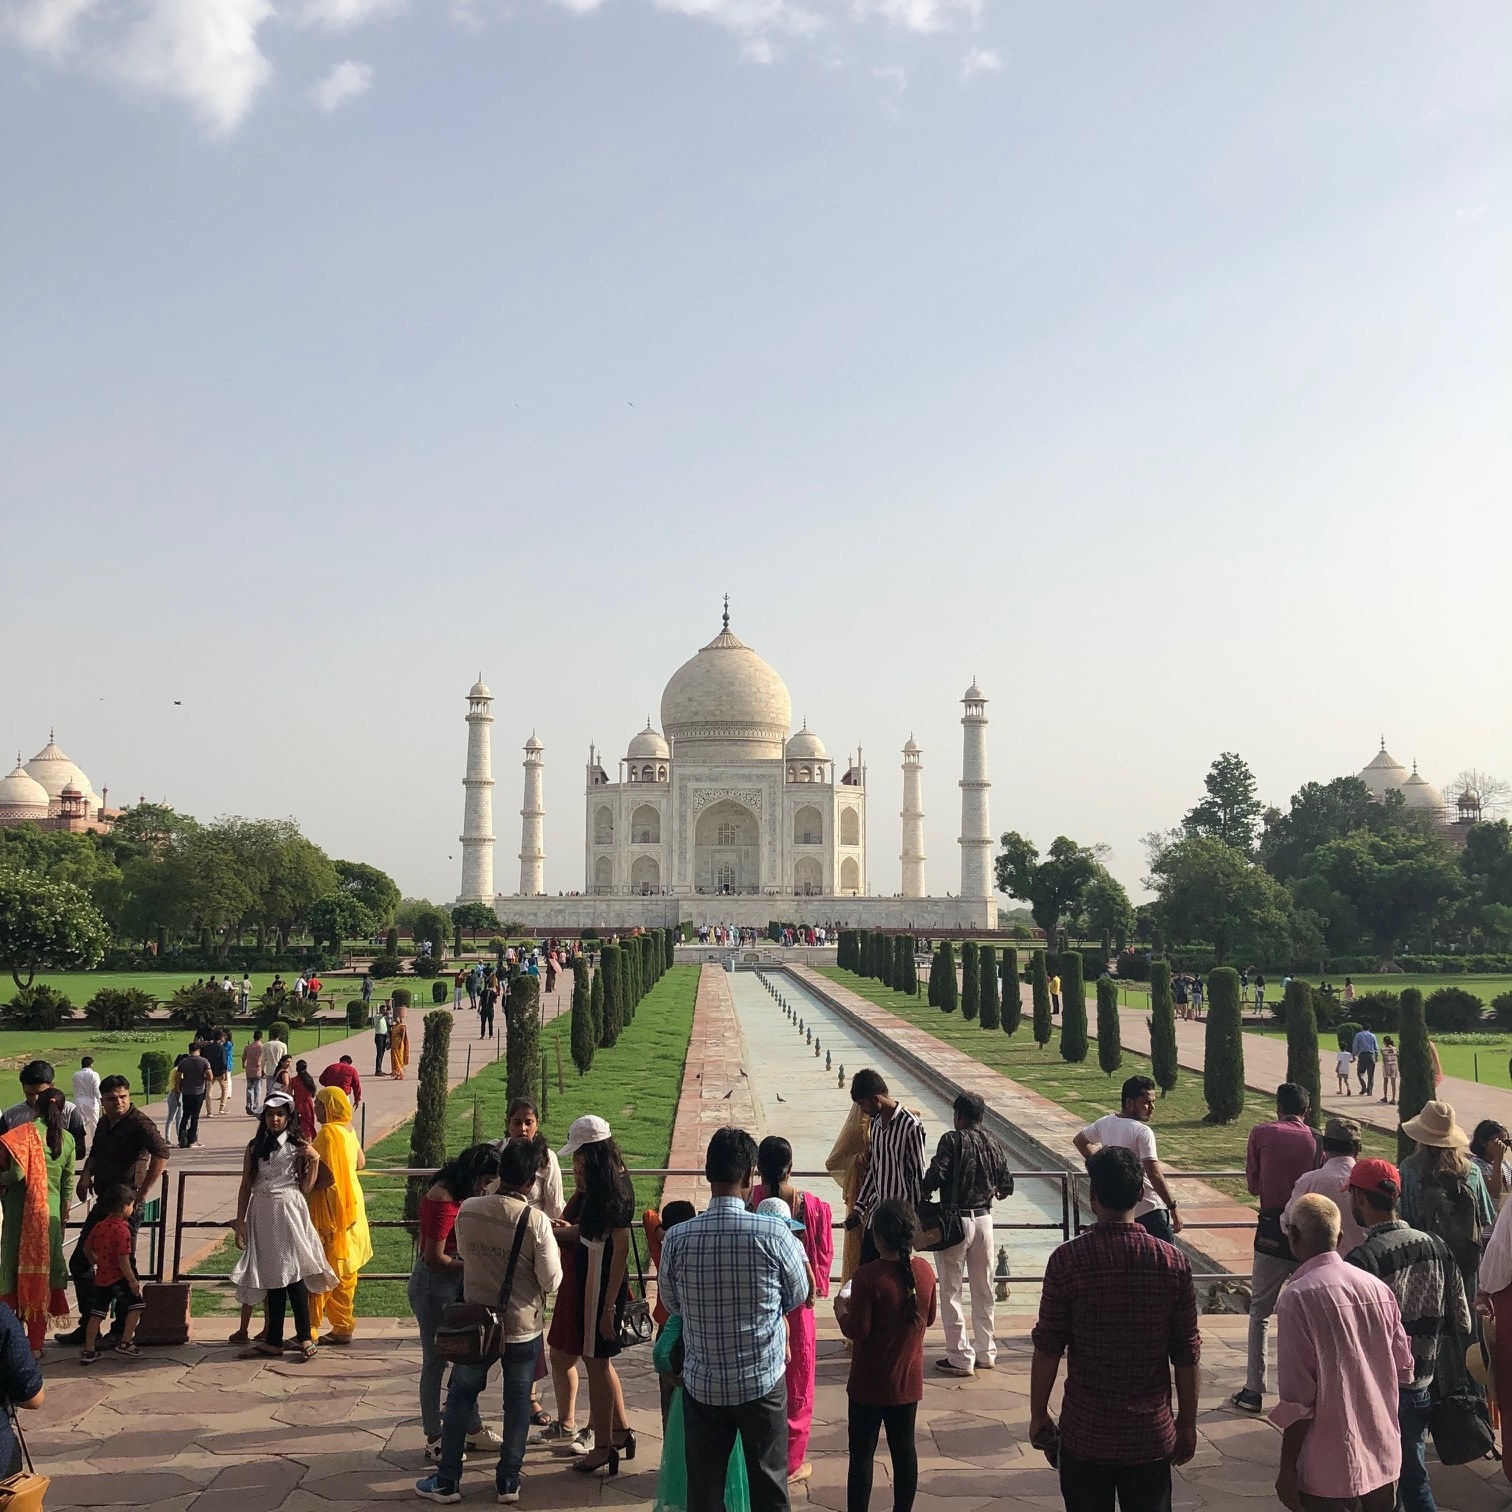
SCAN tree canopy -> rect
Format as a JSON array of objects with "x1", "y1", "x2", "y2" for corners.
[
  {"x1": 995, "y1": 833, "x2": 1100, "y2": 945},
  {"x1": 0, "y1": 869, "x2": 109, "y2": 988},
  {"x1": 1183, "y1": 752, "x2": 1264, "y2": 856}
]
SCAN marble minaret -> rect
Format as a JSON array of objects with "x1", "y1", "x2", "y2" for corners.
[
  {"x1": 900, "y1": 738, "x2": 926, "y2": 898},
  {"x1": 459, "y1": 677, "x2": 495, "y2": 902},
  {"x1": 519, "y1": 734, "x2": 546, "y2": 896},
  {"x1": 958, "y1": 682, "x2": 992, "y2": 900}
]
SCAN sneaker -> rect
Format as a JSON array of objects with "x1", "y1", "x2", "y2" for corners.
[
  {"x1": 114, "y1": 1342, "x2": 141, "y2": 1358},
  {"x1": 413, "y1": 1475, "x2": 462, "y2": 1504},
  {"x1": 425, "y1": 1441, "x2": 466, "y2": 1466},
  {"x1": 54, "y1": 1327, "x2": 86, "y2": 1347},
  {"x1": 548, "y1": 1426, "x2": 592, "y2": 1455},
  {"x1": 497, "y1": 1481, "x2": 522, "y2": 1504},
  {"x1": 1230, "y1": 1388, "x2": 1263, "y2": 1414},
  {"x1": 79, "y1": 1349, "x2": 98, "y2": 1366},
  {"x1": 468, "y1": 1426, "x2": 505, "y2": 1452},
  {"x1": 934, "y1": 1359, "x2": 974, "y2": 1378}
]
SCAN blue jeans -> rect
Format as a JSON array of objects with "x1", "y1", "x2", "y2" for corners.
[
  {"x1": 407, "y1": 1263, "x2": 482, "y2": 1442},
  {"x1": 1397, "y1": 1385, "x2": 1433, "y2": 1512},
  {"x1": 438, "y1": 1339, "x2": 538, "y2": 1491}
]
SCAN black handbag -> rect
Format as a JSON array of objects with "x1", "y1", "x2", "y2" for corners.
[
  {"x1": 616, "y1": 1225, "x2": 654, "y2": 1348},
  {"x1": 916, "y1": 1131, "x2": 967, "y2": 1253},
  {"x1": 433, "y1": 1206, "x2": 531, "y2": 1367},
  {"x1": 1427, "y1": 1327, "x2": 1497, "y2": 1466}
]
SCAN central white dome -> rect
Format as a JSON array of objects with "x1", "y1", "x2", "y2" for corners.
[{"x1": 660, "y1": 616, "x2": 792, "y2": 762}]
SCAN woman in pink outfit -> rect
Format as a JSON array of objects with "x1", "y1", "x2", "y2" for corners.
[{"x1": 753, "y1": 1136, "x2": 833, "y2": 1486}]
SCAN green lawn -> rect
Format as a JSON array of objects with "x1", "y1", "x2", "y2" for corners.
[
  {"x1": 817, "y1": 967, "x2": 1399, "y2": 1206},
  {"x1": 1256, "y1": 1027, "x2": 1512, "y2": 1091},
  {"x1": 22, "y1": 969, "x2": 393, "y2": 1012},
  {"x1": 191, "y1": 963, "x2": 699, "y2": 1315},
  {"x1": 1107, "y1": 974, "x2": 1512, "y2": 1011}
]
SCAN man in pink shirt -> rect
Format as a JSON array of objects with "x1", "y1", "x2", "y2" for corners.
[
  {"x1": 1234, "y1": 1083, "x2": 1320, "y2": 1414},
  {"x1": 1272, "y1": 1193, "x2": 1413, "y2": 1512},
  {"x1": 1283, "y1": 1117, "x2": 1365, "y2": 1256}
]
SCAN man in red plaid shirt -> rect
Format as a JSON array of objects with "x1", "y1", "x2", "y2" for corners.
[{"x1": 1029, "y1": 1146, "x2": 1201, "y2": 1512}]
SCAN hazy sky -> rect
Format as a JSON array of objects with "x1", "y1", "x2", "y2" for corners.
[{"x1": 3, "y1": 1, "x2": 1508, "y2": 907}]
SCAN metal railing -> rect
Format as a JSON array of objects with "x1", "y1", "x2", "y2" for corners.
[
  {"x1": 62, "y1": 1173, "x2": 169, "y2": 1283},
  {"x1": 169, "y1": 1164, "x2": 1254, "y2": 1287}
]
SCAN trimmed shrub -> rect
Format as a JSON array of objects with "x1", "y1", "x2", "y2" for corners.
[
  {"x1": 961, "y1": 942, "x2": 980, "y2": 1021},
  {"x1": 927, "y1": 946, "x2": 942, "y2": 1007},
  {"x1": 1001, "y1": 947, "x2": 1022, "y2": 1034},
  {"x1": 1058, "y1": 953, "x2": 1087, "y2": 1063},
  {"x1": 431, "y1": 980, "x2": 449, "y2": 1004},
  {"x1": 507, "y1": 975, "x2": 540, "y2": 1108},
  {"x1": 385, "y1": 926, "x2": 399, "y2": 956},
  {"x1": 857, "y1": 931, "x2": 871, "y2": 979},
  {"x1": 1283, "y1": 978, "x2": 1321, "y2": 1129},
  {"x1": 1096, "y1": 976, "x2": 1122, "y2": 1075},
  {"x1": 368, "y1": 955, "x2": 400, "y2": 980},
  {"x1": 86, "y1": 986, "x2": 154, "y2": 1031},
  {"x1": 590, "y1": 964, "x2": 604, "y2": 1047},
  {"x1": 1493, "y1": 991, "x2": 1512, "y2": 1032},
  {"x1": 1203, "y1": 968, "x2": 1245, "y2": 1124},
  {"x1": 391, "y1": 988, "x2": 413, "y2": 1013},
  {"x1": 1397, "y1": 988, "x2": 1434, "y2": 1162},
  {"x1": 1116, "y1": 951, "x2": 1151, "y2": 983},
  {"x1": 1031, "y1": 949, "x2": 1052, "y2": 1047},
  {"x1": 979, "y1": 946, "x2": 1000, "y2": 1030},
  {"x1": 600, "y1": 943, "x2": 624, "y2": 1048},
  {"x1": 1425, "y1": 987, "x2": 1483, "y2": 1033},
  {"x1": 1080, "y1": 950, "x2": 1107, "y2": 983},
  {"x1": 938, "y1": 942, "x2": 959, "y2": 1014},
  {"x1": 346, "y1": 1000, "x2": 369, "y2": 1030},
  {"x1": 892, "y1": 936, "x2": 908, "y2": 996},
  {"x1": 1334, "y1": 1020, "x2": 1361, "y2": 1052},
  {"x1": 411, "y1": 953, "x2": 442, "y2": 979},
  {"x1": 571, "y1": 962, "x2": 595, "y2": 1076},
  {"x1": 138, "y1": 1050, "x2": 172, "y2": 1099},
  {"x1": 1149, "y1": 960, "x2": 1178, "y2": 1095},
  {"x1": 1349, "y1": 990, "x2": 1401, "y2": 1035},
  {"x1": 269, "y1": 1018, "x2": 292, "y2": 1044},
  {"x1": 405, "y1": 1008, "x2": 453, "y2": 1221}
]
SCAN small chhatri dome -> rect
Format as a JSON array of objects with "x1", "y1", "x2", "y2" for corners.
[
  {"x1": 627, "y1": 720, "x2": 670, "y2": 760},
  {"x1": 0, "y1": 756, "x2": 49, "y2": 814},
  {"x1": 1359, "y1": 737, "x2": 1409, "y2": 801},
  {"x1": 1401, "y1": 761, "x2": 1445, "y2": 812},
  {"x1": 524, "y1": 732, "x2": 544, "y2": 752},
  {"x1": 785, "y1": 722, "x2": 827, "y2": 760},
  {"x1": 902, "y1": 736, "x2": 920, "y2": 755},
  {"x1": 963, "y1": 680, "x2": 986, "y2": 702},
  {"x1": 468, "y1": 673, "x2": 493, "y2": 699}
]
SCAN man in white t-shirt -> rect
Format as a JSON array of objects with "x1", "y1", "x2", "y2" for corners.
[
  {"x1": 1073, "y1": 1074, "x2": 1184, "y2": 1243},
  {"x1": 72, "y1": 1056, "x2": 102, "y2": 1137}
]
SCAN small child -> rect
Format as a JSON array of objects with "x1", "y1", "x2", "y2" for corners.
[
  {"x1": 1335, "y1": 1046, "x2": 1354, "y2": 1097},
  {"x1": 645, "y1": 1200, "x2": 697, "y2": 1427},
  {"x1": 1381, "y1": 1036, "x2": 1399, "y2": 1105},
  {"x1": 82, "y1": 1185, "x2": 145, "y2": 1363}
]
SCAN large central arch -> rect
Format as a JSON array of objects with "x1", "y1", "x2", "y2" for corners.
[{"x1": 694, "y1": 797, "x2": 760, "y2": 895}]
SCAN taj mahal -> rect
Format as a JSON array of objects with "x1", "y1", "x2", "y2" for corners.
[{"x1": 456, "y1": 605, "x2": 997, "y2": 931}]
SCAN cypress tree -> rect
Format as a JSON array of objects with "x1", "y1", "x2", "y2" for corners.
[
  {"x1": 1059, "y1": 953, "x2": 1088, "y2": 1063},
  {"x1": 570, "y1": 961, "x2": 595, "y2": 1075},
  {"x1": 1284, "y1": 978, "x2": 1321, "y2": 1129},
  {"x1": 641, "y1": 933, "x2": 657, "y2": 994},
  {"x1": 600, "y1": 943, "x2": 624, "y2": 1048},
  {"x1": 1096, "y1": 976, "x2": 1122, "y2": 1075},
  {"x1": 589, "y1": 962, "x2": 604, "y2": 1046},
  {"x1": 626, "y1": 936, "x2": 642, "y2": 1020},
  {"x1": 506, "y1": 975, "x2": 540, "y2": 1108},
  {"x1": 939, "y1": 942, "x2": 959, "y2": 1013},
  {"x1": 1149, "y1": 959, "x2": 1178, "y2": 1095},
  {"x1": 927, "y1": 946, "x2": 942, "y2": 1007},
  {"x1": 1204, "y1": 968, "x2": 1245, "y2": 1124},
  {"x1": 405, "y1": 1009, "x2": 453, "y2": 1222},
  {"x1": 857, "y1": 930, "x2": 870, "y2": 978},
  {"x1": 961, "y1": 941, "x2": 980, "y2": 1021},
  {"x1": 876, "y1": 932, "x2": 893, "y2": 988},
  {"x1": 1398, "y1": 987, "x2": 1434, "y2": 1162},
  {"x1": 903, "y1": 937, "x2": 919, "y2": 996},
  {"x1": 1002, "y1": 947, "x2": 1022, "y2": 1034},
  {"x1": 1031, "y1": 950, "x2": 1052, "y2": 1047},
  {"x1": 892, "y1": 935, "x2": 909, "y2": 995},
  {"x1": 979, "y1": 946, "x2": 1000, "y2": 1030}
]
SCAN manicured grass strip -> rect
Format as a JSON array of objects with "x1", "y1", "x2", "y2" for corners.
[
  {"x1": 815, "y1": 967, "x2": 1399, "y2": 1205},
  {"x1": 191, "y1": 963, "x2": 698, "y2": 1316}
]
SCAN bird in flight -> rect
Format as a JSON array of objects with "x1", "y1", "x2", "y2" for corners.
[
  {"x1": 722, "y1": 1090, "x2": 733, "y2": 1100},
  {"x1": 775, "y1": 1092, "x2": 786, "y2": 1103}
]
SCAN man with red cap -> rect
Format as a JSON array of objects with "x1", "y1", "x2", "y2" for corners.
[{"x1": 1345, "y1": 1157, "x2": 1472, "y2": 1512}]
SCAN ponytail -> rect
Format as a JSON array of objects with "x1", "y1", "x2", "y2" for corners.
[
  {"x1": 757, "y1": 1135, "x2": 792, "y2": 1205},
  {"x1": 36, "y1": 1087, "x2": 66, "y2": 1161}
]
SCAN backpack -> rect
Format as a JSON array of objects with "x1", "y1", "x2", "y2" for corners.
[{"x1": 1416, "y1": 1169, "x2": 1485, "y2": 1279}]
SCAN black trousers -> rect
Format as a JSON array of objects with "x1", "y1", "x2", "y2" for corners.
[
  {"x1": 374, "y1": 1034, "x2": 389, "y2": 1074},
  {"x1": 179, "y1": 1092, "x2": 206, "y2": 1147},
  {"x1": 1136, "y1": 1210, "x2": 1174, "y2": 1244},
  {"x1": 266, "y1": 1280, "x2": 312, "y2": 1346},
  {"x1": 848, "y1": 1401, "x2": 918, "y2": 1512},
  {"x1": 479, "y1": 1007, "x2": 494, "y2": 1038},
  {"x1": 683, "y1": 1379, "x2": 788, "y2": 1512},
  {"x1": 1059, "y1": 1447, "x2": 1172, "y2": 1512},
  {"x1": 70, "y1": 1203, "x2": 144, "y2": 1325}
]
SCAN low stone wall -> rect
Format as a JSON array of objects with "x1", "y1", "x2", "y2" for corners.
[{"x1": 485, "y1": 893, "x2": 997, "y2": 931}]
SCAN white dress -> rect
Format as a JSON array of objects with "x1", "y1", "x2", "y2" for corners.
[{"x1": 231, "y1": 1138, "x2": 338, "y2": 1305}]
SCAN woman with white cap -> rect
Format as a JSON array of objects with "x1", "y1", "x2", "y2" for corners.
[
  {"x1": 230, "y1": 1090, "x2": 337, "y2": 1361},
  {"x1": 1399, "y1": 1100, "x2": 1496, "y2": 1302},
  {"x1": 546, "y1": 1115, "x2": 637, "y2": 1476}
]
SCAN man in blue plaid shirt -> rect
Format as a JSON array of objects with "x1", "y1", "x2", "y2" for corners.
[{"x1": 659, "y1": 1127, "x2": 810, "y2": 1512}]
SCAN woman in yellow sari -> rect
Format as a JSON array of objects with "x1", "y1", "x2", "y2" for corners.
[
  {"x1": 388, "y1": 1011, "x2": 410, "y2": 1081},
  {"x1": 307, "y1": 1086, "x2": 372, "y2": 1343},
  {"x1": 825, "y1": 1102, "x2": 871, "y2": 1286}
]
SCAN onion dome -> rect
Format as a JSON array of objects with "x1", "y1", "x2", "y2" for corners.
[
  {"x1": 1359, "y1": 738, "x2": 1409, "y2": 801},
  {"x1": 0, "y1": 756, "x2": 49, "y2": 816},
  {"x1": 785, "y1": 723, "x2": 828, "y2": 761},
  {"x1": 24, "y1": 734, "x2": 95, "y2": 804},
  {"x1": 660, "y1": 604, "x2": 792, "y2": 762},
  {"x1": 627, "y1": 721, "x2": 670, "y2": 761},
  {"x1": 1400, "y1": 762, "x2": 1445, "y2": 812}
]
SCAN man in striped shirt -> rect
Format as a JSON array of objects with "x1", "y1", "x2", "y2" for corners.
[{"x1": 845, "y1": 1068, "x2": 927, "y2": 1265}]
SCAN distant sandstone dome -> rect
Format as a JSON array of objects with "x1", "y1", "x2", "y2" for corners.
[
  {"x1": 659, "y1": 618, "x2": 793, "y2": 763},
  {"x1": 1358, "y1": 739, "x2": 1444, "y2": 812}
]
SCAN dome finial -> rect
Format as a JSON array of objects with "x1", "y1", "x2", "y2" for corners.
[
  {"x1": 1381, "y1": 734, "x2": 1386, "y2": 750},
  {"x1": 722, "y1": 593, "x2": 730, "y2": 632}
]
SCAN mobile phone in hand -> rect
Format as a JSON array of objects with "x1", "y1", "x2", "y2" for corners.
[{"x1": 1030, "y1": 1423, "x2": 1060, "y2": 1469}]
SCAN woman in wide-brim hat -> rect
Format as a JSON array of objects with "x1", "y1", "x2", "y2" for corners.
[{"x1": 1401, "y1": 1101, "x2": 1496, "y2": 1303}]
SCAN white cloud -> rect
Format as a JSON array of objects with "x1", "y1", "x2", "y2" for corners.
[
  {"x1": 855, "y1": 0, "x2": 976, "y2": 35},
  {"x1": 1, "y1": 0, "x2": 99, "y2": 52},
  {"x1": 959, "y1": 44, "x2": 998, "y2": 79},
  {"x1": 649, "y1": 0, "x2": 821, "y2": 48},
  {"x1": 310, "y1": 56, "x2": 372, "y2": 109},
  {"x1": 872, "y1": 61, "x2": 904, "y2": 113},
  {"x1": 294, "y1": 0, "x2": 405, "y2": 28},
  {"x1": 110, "y1": 0, "x2": 274, "y2": 136}
]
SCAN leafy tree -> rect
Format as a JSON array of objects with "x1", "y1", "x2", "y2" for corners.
[
  {"x1": 938, "y1": 942, "x2": 958, "y2": 1013},
  {"x1": 1095, "y1": 976, "x2": 1122, "y2": 1075},
  {"x1": 1283, "y1": 979, "x2": 1321, "y2": 1128},
  {"x1": 1146, "y1": 834, "x2": 1294, "y2": 966},
  {"x1": 1259, "y1": 776, "x2": 1381, "y2": 882},
  {"x1": 507, "y1": 975, "x2": 540, "y2": 1106},
  {"x1": 410, "y1": 904, "x2": 452, "y2": 961},
  {"x1": 452, "y1": 902, "x2": 500, "y2": 941},
  {"x1": 1203, "y1": 968, "x2": 1245, "y2": 1123},
  {"x1": 1463, "y1": 820, "x2": 1512, "y2": 908},
  {"x1": 1148, "y1": 960, "x2": 1177, "y2": 1095},
  {"x1": 334, "y1": 859, "x2": 401, "y2": 930},
  {"x1": 1001, "y1": 947, "x2": 1022, "y2": 1034},
  {"x1": 1397, "y1": 988, "x2": 1434, "y2": 1161},
  {"x1": 960, "y1": 941, "x2": 980, "y2": 1021},
  {"x1": 1030, "y1": 950, "x2": 1051, "y2": 1047},
  {"x1": 308, "y1": 893, "x2": 375, "y2": 951},
  {"x1": 590, "y1": 962, "x2": 605, "y2": 1046},
  {"x1": 406, "y1": 1010, "x2": 453, "y2": 1222},
  {"x1": 995, "y1": 834, "x2": 1099, "y2": 947},
  {"x1": 220, "y1": 818, "x2": 337, "y2": 951},
  {"x1": 0, "y1": 869, "x2": 108, "y2": 988},
  {"x1": 978, "y1": 946, "x2": 999, "y2": 1030},
  {"x1": 1081, "y1": 869, "x2": 1136, "y2": 955},
  {"x1": 570, "y1": 964, "x2": 594, "y2": 1075},
  {"x1": 1058, "y1": 953, "x2": 1087, "y2": 1063},
  {"x1": 1183, "y1": 752, "x2": 1264, "y2": 855},
  {"x1": 599, "y1": 943, "x2": 624, "y2": 1047}
]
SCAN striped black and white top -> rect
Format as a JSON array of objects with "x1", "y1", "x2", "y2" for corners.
[{"x1": 854, "y1": 1103, "x2": 927, "y2": 1222}]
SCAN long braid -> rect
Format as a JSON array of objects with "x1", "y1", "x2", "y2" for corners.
[
  {"x1": 897, "y1": 1234, "x2": 918, "y2": 1326},
  {"x1": 873, "y1": 1197, "x2": 920, "y2": 1325}
]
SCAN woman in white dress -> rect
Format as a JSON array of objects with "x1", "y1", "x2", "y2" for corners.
[{"x1": 231, "y1": 1090, "x2": 336, "y2": 1361}]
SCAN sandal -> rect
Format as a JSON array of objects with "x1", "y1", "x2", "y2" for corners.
[
  {"x1": 228, "y1": 1330, "x2": 251, "y2": 1346},
  {"x1": 293, "y1": 1340, "x2": 318, "y2": 1362},
  {"x1": 529, "y1": 1406, "x2": 552, "y2": 1428}
]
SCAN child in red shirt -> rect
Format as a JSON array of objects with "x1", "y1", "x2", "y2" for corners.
[{"x1": 82, "y1": 1186, "x2": 145, "y2": 1364}]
